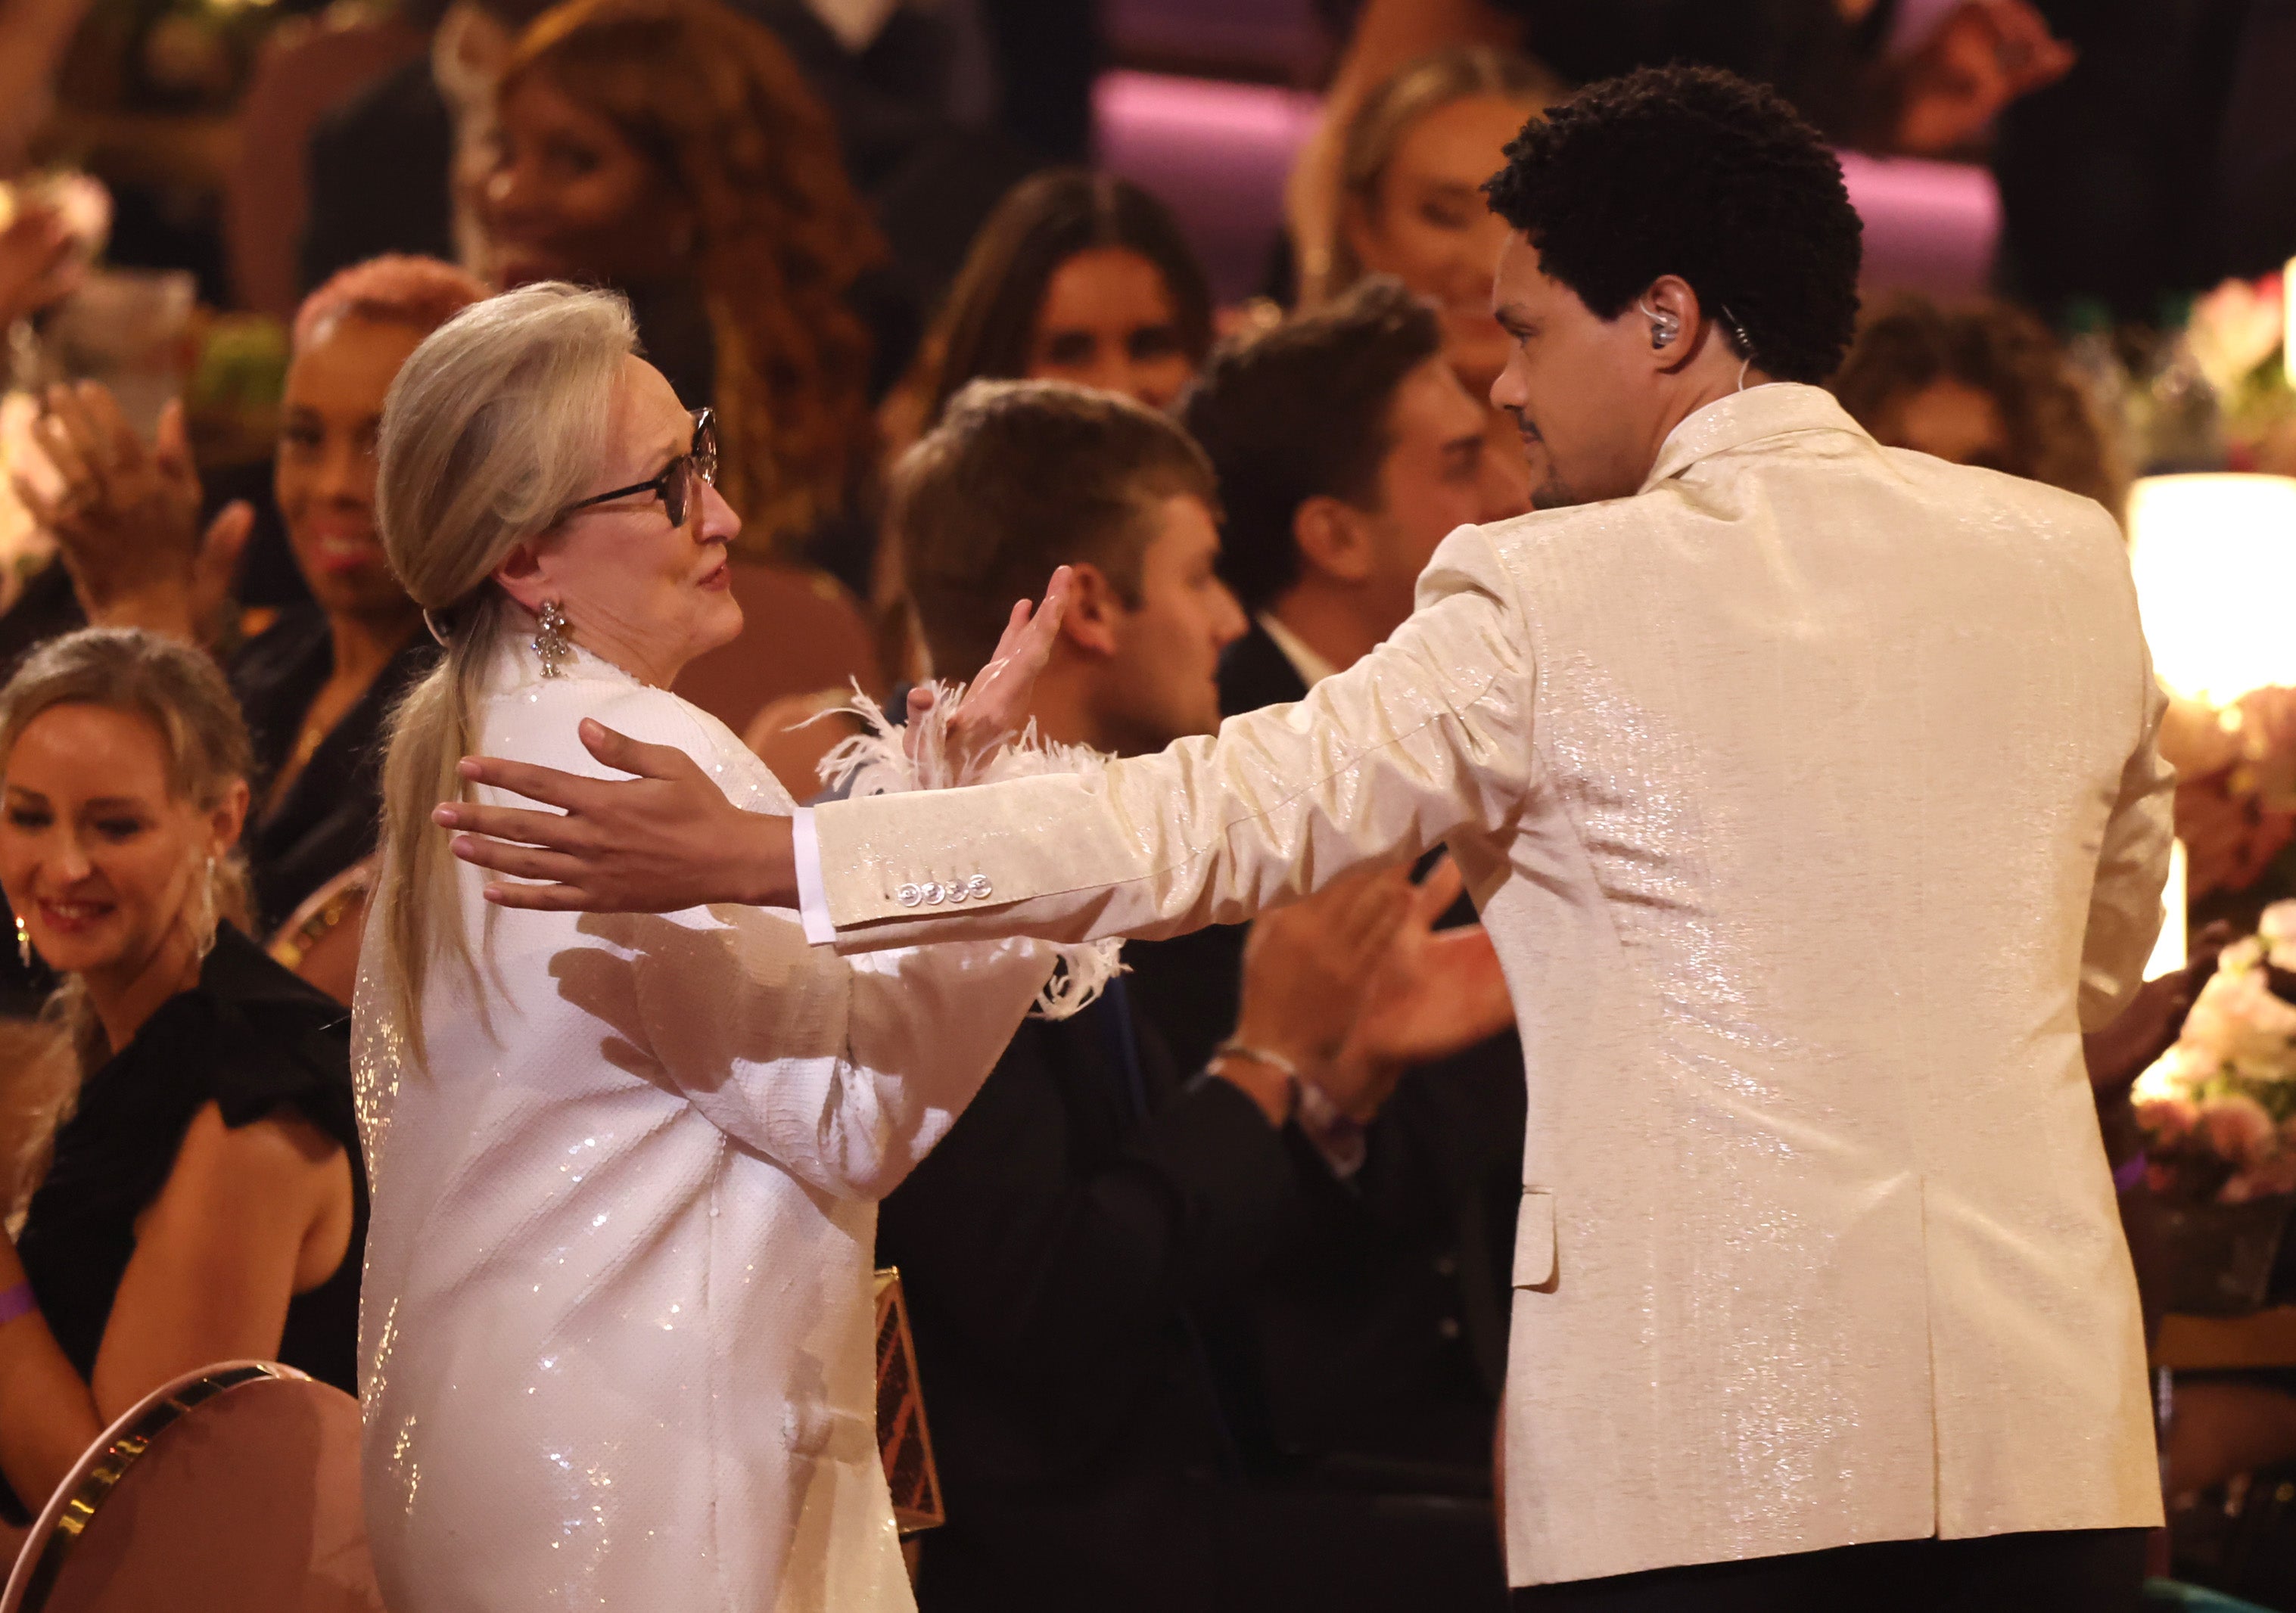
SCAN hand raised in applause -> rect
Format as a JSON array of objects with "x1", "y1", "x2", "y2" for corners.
[
  {"x1": 11, "y1": 383, "x2": 252, "y2": 645},
  {"x1": 0, "y1": 203, "x2": 80, "y2": 328},
  {"x1": 1219, "y1": 864, "x2": 1418, "y2": 1124},
  {"x1": 1226, "y1": 856, "x2": 1514, "y2": 1127},
  {"x1": 1343, "y1": 857, "x2": 1510, "y2": 1068}
]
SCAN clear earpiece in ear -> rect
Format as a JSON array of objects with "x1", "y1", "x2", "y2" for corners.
[{"x1": 1637, "y1": 296, "x2": 1679, "y2": 350}]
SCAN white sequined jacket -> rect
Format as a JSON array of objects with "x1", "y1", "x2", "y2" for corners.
[
  {"x1": 802, "y1": 384, "x2": 2174, "y2": 1587},
  {"x1": 352, "y1": 638, "x2": 1055, "y2": 1612}
]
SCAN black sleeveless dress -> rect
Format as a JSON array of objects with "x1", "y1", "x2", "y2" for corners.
[{"x1": 13, "y1": 922, "x2": 366, "y2": 1401}]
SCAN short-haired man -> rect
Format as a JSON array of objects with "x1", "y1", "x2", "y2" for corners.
[
  {"x1": 1181, "y1": 275, "x2": 1507, "y2": 714},
  {"x1": 456, "y1": 67, "x2": 2172, "y2": 1611},
  {"x1": 1115, "y1": 278, "x2": 1531, "y2": 1523},
  {"x1": 877, "y1": 378, "x2": 1509, "y2": 1610}
]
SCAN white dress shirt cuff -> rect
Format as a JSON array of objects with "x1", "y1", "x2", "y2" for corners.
[
  {"x1": 791, "y1": 807, "x2": 835, "y2": 944},
  {"x1": 1294, "y1": 1078, "x2": 1367, "y2": 1180}
]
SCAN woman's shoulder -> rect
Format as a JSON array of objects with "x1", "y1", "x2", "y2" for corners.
[
  {"x1": 164, "y1": 926, "x2": 356, "y2": 1154},
  {"x1": 479, "y1": 651, "x2": 791, "y2": 806}
]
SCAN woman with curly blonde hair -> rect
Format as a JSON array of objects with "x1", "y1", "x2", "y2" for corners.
[{"x1": 476, "y1": 0, "x2": 891, "y2": 564}]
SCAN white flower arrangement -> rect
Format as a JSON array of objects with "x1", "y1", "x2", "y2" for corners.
[{"x1": 2136, "y1": 900, "x2": 2296, "y2": 1201}]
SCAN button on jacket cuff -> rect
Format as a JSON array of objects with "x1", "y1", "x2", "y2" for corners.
[{"x1": 791, "y1": 807, "x2": 834, "y2": 943}]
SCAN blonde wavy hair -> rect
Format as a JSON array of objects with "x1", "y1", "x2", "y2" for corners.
[
  {"x1": 0, "y1": 627, "x2": 255, "y2": 1204},
  {"x1": 500, "y1": 0, "x2": 886, "y2": 555},
  {"x1": 1328, "y1": 46, "x2": 1569, "y2": 300},
  {"x1": 370, "y1": 282, "x2": 634, "y2": 1063}
]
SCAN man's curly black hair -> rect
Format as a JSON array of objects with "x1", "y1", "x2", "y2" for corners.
[{"x1": 1481, "y1": 65, "x2": 1862, "y2": 384}]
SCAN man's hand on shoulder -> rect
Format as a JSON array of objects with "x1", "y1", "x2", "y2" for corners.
[{"x1": 440, "y1": 718, "x2": 798, "y2": 913}]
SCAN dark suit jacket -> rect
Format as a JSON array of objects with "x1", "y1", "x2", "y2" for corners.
[
  {"x1": 876, "y1": 977, "x2": 1309, "y2": 1611},
  {"x1": 1125, "y1": 618, "x2": 1527, "y2": 1481}
]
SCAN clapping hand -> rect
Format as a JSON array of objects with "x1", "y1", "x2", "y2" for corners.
[
  {"x1": 0, "y1": 203, "x2": 80, "y2": 328},
  {"x1": 1235, "y1": 862, "x2": 1420, "y2": 1065},
  {"x1": 1342, "y1": 856, "x2": 1511, "y2": 1077},
  {"x1": 11, "y1": 383, "x2": 252, "y2": 645},
  {"x1": 1890, "y1": 0, "x2": 2074, "y2": 154},
  {"x1": 1231, "y1": 856, "x2": 1514, "y2": 1126}
]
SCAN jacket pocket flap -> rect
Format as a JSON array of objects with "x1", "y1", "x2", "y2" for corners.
[{"x1": 1513, "y1": 1189, "x2": 1556, "y2": 1288}]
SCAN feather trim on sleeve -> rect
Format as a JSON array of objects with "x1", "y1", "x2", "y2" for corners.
[{"x1": 815, "y1": 682, "x2": 1124, "y2": 1020}]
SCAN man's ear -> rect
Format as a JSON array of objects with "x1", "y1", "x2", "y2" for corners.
[
  {"x1": 492, "y1": 539, "x2": 549, "y2": 615},
  {"x1": 1058, "y1": 561, "x2": 1126, "y2": 660},
  {"x1": 1293, "y1": 495, "x2": 1376, "y2": 586},
  {"x1": 1638, "y1": 275, "x2": 1710, "y2": 374}
]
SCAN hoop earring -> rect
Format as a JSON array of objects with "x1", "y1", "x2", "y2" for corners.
[
  {"x1": 14, "y1": 913, "x2": 30, "y2": 969},
  {"x1": 1636, "y1": 296, "x2": 1679, "y2": 350},
  {"x1": 534, "y1": 601, "x2": 573, "y2": 679}
]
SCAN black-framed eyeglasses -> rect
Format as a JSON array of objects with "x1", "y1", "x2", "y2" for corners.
[{"x1": 558, "y1": 407, "x2": 718, "y2": 529}]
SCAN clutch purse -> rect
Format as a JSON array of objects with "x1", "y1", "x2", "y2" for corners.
[{"x1": 873, "y1": 1267, "x2": 944, "y2": 1534}]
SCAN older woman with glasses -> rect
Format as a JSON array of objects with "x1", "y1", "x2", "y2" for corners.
[{"x1": 353, "y1": 281, "x2": 1091, "y2": 1611}]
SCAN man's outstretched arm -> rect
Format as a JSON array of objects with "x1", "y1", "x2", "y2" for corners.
[
  {"x1": 437, "y1": 722, "x2": 800, "y2": 912},
  {"x1": 444, "y1": 529, "x2": 1542, "y2": 949},
  {"x1": 440, "y1": 570, "x2": 1075, "y2": 914}
]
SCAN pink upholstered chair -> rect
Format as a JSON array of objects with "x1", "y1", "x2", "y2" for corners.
[{"x1": 0, "y1": 1360, "x2": 382, "y2": 1613}]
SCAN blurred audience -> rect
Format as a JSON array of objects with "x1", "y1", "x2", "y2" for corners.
[
  {"x1": 1311, "y1": 47, "x2": 1558, "y2": 517},
  {"x1": 1996, "y1": 0, "x2": 2296, "y2": 323},
  {"x1": 0, "y1": 0, "x2": 94, "y2": 179},
  {"x1": 1129, "y1": 278, "x2": 1525, "y2": 1546},
  {"x1": 0, "y1": 627, "x2": 362, "y2": 1518},
  {"x1": 1288, "y1": 0, "x2": 2074, "y2": 291},
  {"x1": 477, "y1": 0, "x2": 901, "y2": 585},
  {"x1": 303, "y1": 0, "x2": 1066, "y2": 322},
  {"x1": 1831, "y1": 294, "x2": 2126, "y2": 515},
  {"x1": 302, "y1": 0, "x2": 560, "y2": 291},
  {"x1": 876, "y1": 378, "x2": 1512, "y2": 1611},
  {"x1": 904, "y1": 167, "x2": 1215, "y2": 440},
  {"x1": 0, "y1": 197, "x2": 85, "y2": 332},
  {"x1": 1187, "y1": 276, "x2": 1514, "y2": 686},
  {"x1": 752, "y1": 167, "x2": 1216, "y2": 785},
  {"x1": 11, "y1": 256, "x2": 486, "y2": 992}
]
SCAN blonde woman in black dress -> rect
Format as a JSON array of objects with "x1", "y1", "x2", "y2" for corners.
[{"x1": 0, "y1": 628, "x2": 361, "y2": 1517}]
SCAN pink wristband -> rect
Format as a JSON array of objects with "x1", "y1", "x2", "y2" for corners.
[{"x1": 0, "y1": 1281, "x2": 36, "y2": 1328}]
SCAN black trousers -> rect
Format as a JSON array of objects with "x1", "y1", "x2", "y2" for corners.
[{"x1": 1511, "y1": 1529, "x2": 2149, "y2": 1613}]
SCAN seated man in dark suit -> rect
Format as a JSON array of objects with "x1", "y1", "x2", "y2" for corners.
[
  {"x1": 1117, "y1": 275, "x2": 1530, "y2": 1515},
  {"x1": 875, "y1": 379, "x2": 1511, "y2": 1611}
]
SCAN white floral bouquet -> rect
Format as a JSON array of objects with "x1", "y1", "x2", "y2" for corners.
[
  {"x1": 2182, "y1": 270, "x2": 2296, "y2": 475},
  {"x1": 2136, "y1": 901, "x2": 2296, "y2": 1203}
]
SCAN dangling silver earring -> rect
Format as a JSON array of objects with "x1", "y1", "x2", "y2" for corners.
[
  {"x1": 534, "y1": 601, "x2": 573, "y2": 679},
  {"x1": 193, "y1": 856, "x2": 218, "y2": 961},
  {"x1": 14, "y1": 913, "x2": 30, "y2": 969}
]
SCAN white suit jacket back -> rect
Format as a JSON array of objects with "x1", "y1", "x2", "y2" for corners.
[{"x1": 807, "y1": 384, "x2": 2174, "y2": 1586}]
